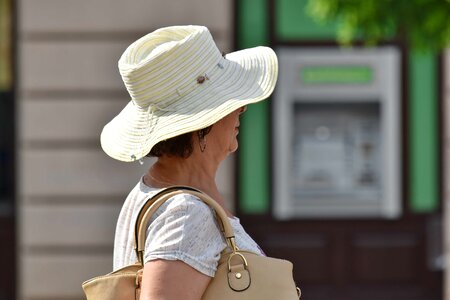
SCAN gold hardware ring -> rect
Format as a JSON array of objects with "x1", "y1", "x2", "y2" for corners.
[{"x1": 227, "y1": 252, "x2": 248, "y2": 272}]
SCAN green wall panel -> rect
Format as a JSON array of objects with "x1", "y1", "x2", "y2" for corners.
[
  {"x1": 237, "y1": 0, "x2": 268, "y2": 48},
  {"x1": 239, "y1": 103, "x2": 271, "y2": 213},
  {"x1": 276, "y1": 0, "x2": 337, "y2": 40},
  {"x1": 409, "y1": 51, "x2": 438, "y2": 212},
  {"x1": 237, "y1": 0, "x2": 270, "y2": 214}
]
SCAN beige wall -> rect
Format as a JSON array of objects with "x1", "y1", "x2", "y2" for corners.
[{"x1": 17, "y1": 1, "x2": 233, "y2": 299}]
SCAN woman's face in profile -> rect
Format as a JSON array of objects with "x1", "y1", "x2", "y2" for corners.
[{"x1": 207, "y1": 106, "x2": 247, "y2": 155}]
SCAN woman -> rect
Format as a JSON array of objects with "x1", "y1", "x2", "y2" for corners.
[{"x1": 101, "y1": 25, "x2": 278, "y2": 299}]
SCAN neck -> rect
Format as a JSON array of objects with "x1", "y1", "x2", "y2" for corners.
[{"x1": 144, "y1": 154, "x2": 225, "y2": 207}]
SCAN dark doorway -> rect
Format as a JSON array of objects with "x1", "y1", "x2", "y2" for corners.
[
  {"x1": 0, "y1": 0, "x2": 16, "y2": 298},
  {"x1": 240, "y1": 215, "x2": 442, "y2": 300},
  {"x1": 0, "y1": 90, "x2": 15, "y2": 300}
]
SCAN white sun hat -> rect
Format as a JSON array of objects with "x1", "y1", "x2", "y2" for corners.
[{"x1": 100, "y1": 25, "x2": 278, "y2": 162}]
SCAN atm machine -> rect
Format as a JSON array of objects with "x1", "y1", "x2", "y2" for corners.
[{"x1": 273, "y1": 47, "x2": 401, "y2": 219}]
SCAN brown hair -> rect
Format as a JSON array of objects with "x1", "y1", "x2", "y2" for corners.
[{"x1": 147, "y1": 126, "x2": 212, "y2": 158}]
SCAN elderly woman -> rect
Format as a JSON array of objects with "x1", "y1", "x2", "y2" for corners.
[{"x1": 101, "y1": 25, "x2": 278, "y2": 299}]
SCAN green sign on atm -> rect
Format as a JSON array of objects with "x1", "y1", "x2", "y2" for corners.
[{"x1": 301, "y1": 66, "x2": 373, "y2": 84}]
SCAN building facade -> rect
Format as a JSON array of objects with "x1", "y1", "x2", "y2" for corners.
[{"x1": 4, "y1": 0, "x2": 449, "y2": 299}]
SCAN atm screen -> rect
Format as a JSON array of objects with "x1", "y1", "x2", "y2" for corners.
[{"x1": 291, "y1": 102, "x2": 382, "y2": 201}]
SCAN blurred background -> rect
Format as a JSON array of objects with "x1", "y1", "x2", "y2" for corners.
[{"x1": 1, "y1": 0, "x2": 449, "y2": 299}]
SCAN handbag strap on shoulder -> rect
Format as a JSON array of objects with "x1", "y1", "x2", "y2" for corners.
[
  {"x1": 134, "y1": 186, "x2": 237, "y2": 266},
  {"x1": 133, "y1": 186, "x2": 197, "y2": 248}
]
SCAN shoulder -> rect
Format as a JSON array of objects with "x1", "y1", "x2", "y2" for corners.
[
  {"x1": 147, "y1": 192, "x2": 217, "y2": 233},
  {"x1": 155, "y1": 192, "x2": 213, "y2": 219}
]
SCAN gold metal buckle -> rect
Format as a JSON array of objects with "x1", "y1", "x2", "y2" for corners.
[
  {"x1": 227, "y1": 252, "x2": 248, "y2": 272},
  {"x1": 227, "y1": 236, "x2": 238, "y2": 252}
]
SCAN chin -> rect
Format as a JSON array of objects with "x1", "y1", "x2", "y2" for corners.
[{"x1": 229, "y1": 144, "x2": 238, "y2": 153}]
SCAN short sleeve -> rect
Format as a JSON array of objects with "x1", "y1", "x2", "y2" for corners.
[{"x1": 143, "y1": 193, "x2": 227, "y2": 277}]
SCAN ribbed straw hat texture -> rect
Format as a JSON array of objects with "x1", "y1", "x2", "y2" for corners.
[{"x1": 100, "y1": 25, "x2": 278, "y2": 162}]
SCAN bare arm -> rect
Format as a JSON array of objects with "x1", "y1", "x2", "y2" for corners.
[{"x1": 140, "y1": 259, "x2": 212, "y2": 300}]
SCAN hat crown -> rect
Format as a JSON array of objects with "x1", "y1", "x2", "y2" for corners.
[{"x1": 118, "y1": 25, "x2": 222, "y2": 108}]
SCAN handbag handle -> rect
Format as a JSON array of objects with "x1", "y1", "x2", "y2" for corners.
[
  {"x1": 134, "y1": 187, "x2": 237, "y2": 266},
  {"x1": 133, "y1": 186, "x2": 199, "y2": 251}
]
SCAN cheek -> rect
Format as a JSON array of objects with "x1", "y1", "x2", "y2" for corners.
[{"x1": 211, "y1": 113, "x2": 240, "y2": 151}]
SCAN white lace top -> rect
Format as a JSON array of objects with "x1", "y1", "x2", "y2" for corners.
[{"x1": 113, "y1": 178, "x2": 265, "y2": 277}]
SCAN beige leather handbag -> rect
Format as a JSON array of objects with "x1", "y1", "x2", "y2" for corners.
[{"x1": 82, "y1": 187, "x2": 301, "y2": 299}]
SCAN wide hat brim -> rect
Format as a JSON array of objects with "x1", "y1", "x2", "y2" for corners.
[{"x1": 101, "y1": 46, "x2": 278, "y2": 162}]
